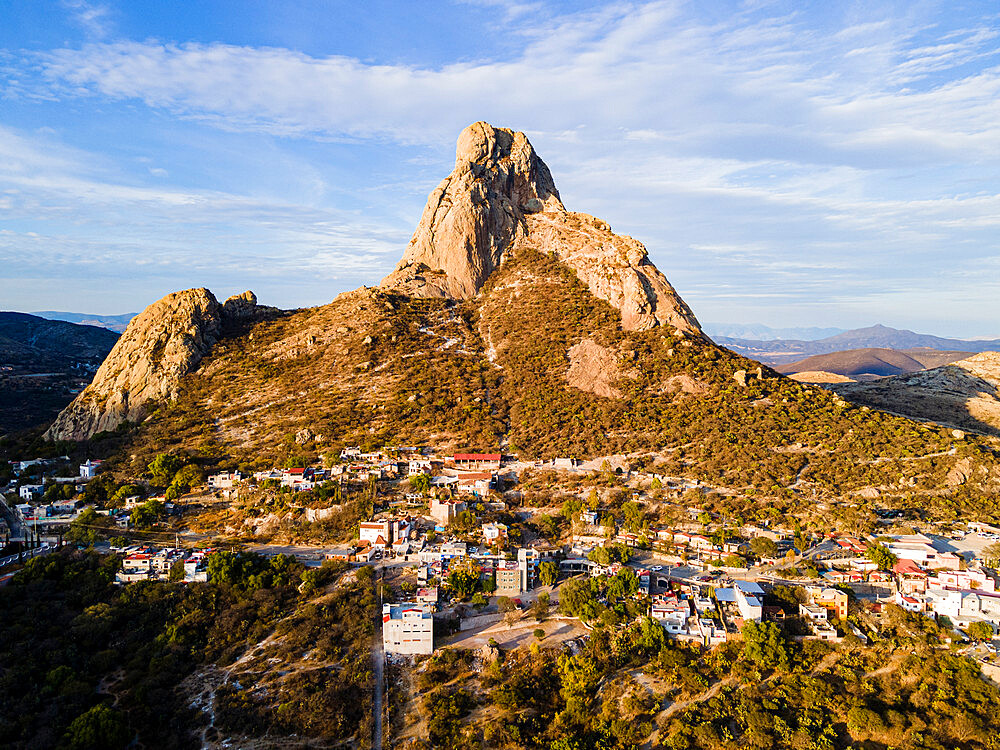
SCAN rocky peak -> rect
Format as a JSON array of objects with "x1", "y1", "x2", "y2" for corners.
[
  {"x1": 381, "y1": 122, "x2": 701, "y2": 334},
  {"x1": 381, "y1": 122, "x2": 563, "y2": 300},
  {"x1": 45, "y1": 287, "x2": 263, "y2": 441}
]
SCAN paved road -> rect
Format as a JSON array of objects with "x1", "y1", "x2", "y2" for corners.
[{"x1": 373, "y1": 568, "x2": 385, "y2": 750}]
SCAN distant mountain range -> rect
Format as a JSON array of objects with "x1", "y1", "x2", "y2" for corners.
[
  {"x1": 717, "y1": 324, "x2": 1000, "y2": 364},
  {"x1": 32, "y1": 310, "x2": 136, "y2": 333},
  {"x1": 704, "y1": 322, "x2": 846, "y2": 340}
]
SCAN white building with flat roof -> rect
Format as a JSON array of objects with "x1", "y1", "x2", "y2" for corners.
[{"x1": 383, "y1": 603, "x2": 434, "y2": 655}]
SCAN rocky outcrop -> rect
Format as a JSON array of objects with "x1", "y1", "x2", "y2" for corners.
[
  {"x1": 382, "y1": 122, "x2": 701, "y2": 334},
  {"x1": 567, "y1": 338, "x2": 622, "y2": 399},
  {"x1": 45, "y1": 288, "x2": 263, "y2": 441},
  {"x1": 382, "y1": 121, "x2": 562, "y2": 300}
]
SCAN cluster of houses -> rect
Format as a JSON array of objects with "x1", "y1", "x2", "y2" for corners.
[
  {"x1": 206, "y1": 450, "x2": 506, "y2": 502},
  {"x1": 10, "y1": 458, "x2": 102, "y2": 501},
  {"x1": 114, "y1": 545, "x2": 212, "y2": 584},
  {"x1": 5, "y1": 459, "x2": 106, "y2": 537},
  {"x1": 648, "y1": 576, "x2": 851, "y2": 645},
  {"x1": 872, "y1": 533, "x2": 1000, "y2": 635}
]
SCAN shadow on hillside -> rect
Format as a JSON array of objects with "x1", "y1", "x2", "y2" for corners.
[{"x1": 839, "y1": 363, "x2": 1000, "y2": 438}]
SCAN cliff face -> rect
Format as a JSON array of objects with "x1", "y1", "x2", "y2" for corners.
[
  {"x1": 382, "y1": 122, "x2": 701, "y2": 334},
  {"x1": 45, "y1": 289, "x2": 265, "y2": 441}
]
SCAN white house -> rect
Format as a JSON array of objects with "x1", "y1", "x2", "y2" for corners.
[
  {"x1": 359, "y1": 520, "x2": 392, "y2": 549},
  {"x1": 383, "y1": 603, "x2": 434, "y2": 655},
  {"x1": 79, "y1": 459, "x2": 103, "y2": 479},
  {"x1": 19, "y1": 485, "x2": 43, "y2": 501}
]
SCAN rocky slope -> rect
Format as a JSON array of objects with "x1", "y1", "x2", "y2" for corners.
[
  {"x1": 835, "y1": 351, "x2": 1000, "y2": 436},
  {"x1": 381, "y1": 122, "x2": 701, "y2": 334},
  {"x1": 45, "y1": 289, "x2": 273, "y2": 441}
]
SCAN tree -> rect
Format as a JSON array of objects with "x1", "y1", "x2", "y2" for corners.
[
  {"x1": 966, "y1": 621, "x2": 994, "y2": 642},
  {"x1": 66, "y1": 508, "x2": 113, "y2": 546},
  {"x1": 409, "y1": 473, "x2": 430, "y2": 494},
  {"x1": 724, "y1": 554, "x2": 745, "y2": 568},
  {"x1": 148, "y1": 453, "x2": 184, "y2": 486},
  {"x1": 62, "y1": 705, "x2": 130, "y2": 750},
  {"x1": 129, "y1": 499, "x2": 165, "y2": 529},
  {"x1": 110, "y1": 484, "x2": 143, "y2": 507},
  {"x1": 446, "y1": 559, "x2": 482, "y2": 599},
  {"x1": 749, "y1": 537, "x2": 778, "y2": 558},
  {"x1": 865, "y1": 542, "x2": 898, "y2": 571},
  {"x1": 166, "y1": 463, "x2": 202, "y2": 499},
  {"x1": 741, "y1": 620, "x2": 790, "y2": 671},
  {"x1": 449, "y1": 509, "x2": 477, "y2": 534},
  {"x1": 606, "y1": 568, "x2": 638, "y2": 602},
  {"x1": 498, "y1": 596, "x2": 519, "y2": 626},
  {"x1": 588, "y1": 547, "x2": 611, "y2": 566},
  {"x1": 622, "y1": 501, "x2": 643, "y2": 533},
  {"x1": 532, "y1": 592, "x2": 550, "y2": 621},
  {"x1": 539, "y1": 560, "x2": 559, "y2": 587},
  {"x1": 982, "y1": 542, "x2": 1000, "y2": 568},
  {"x1": 168, "y1": 560, "x2": 186, "y2": 581},
  {"x1": 534, "y1": 627, "x2": 545, "y2": 640}
]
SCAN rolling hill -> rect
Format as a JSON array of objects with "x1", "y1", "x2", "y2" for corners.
[
  {"x1": 835, "y1": 352, "x2": 1000, "y2": 437},
  {"x1": 774, "y1": 347, "x2": 974, "y2": 381},
  {"x1": 718, "y1": 324, "x2": 1000, "y2": 364}
]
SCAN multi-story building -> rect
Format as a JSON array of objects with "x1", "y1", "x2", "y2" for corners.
[
  {"x1": 79, "y1": 459, "x2": 103, "y2": 479},
  {"x1": 517, "y1": 548, "x2": 539, "y2": 590},
  {"x1": 495, "y1": 560, "x2": 522, "y2": 596},
  {"x1": 928, "y1": 568, "x2": 997, "y2": 593},
  {"x1": 383, "y1": 603, "x2": 434, "y2": 655},
  {"x1": 430, "y1": 497, "x2": 467, "y2": 527},
  {"x1": 806, "y1": 587, "x2": 849, "y2": 620},
  {"x1": 359, "y1": 520, "x2": 392, "y2": 549}
]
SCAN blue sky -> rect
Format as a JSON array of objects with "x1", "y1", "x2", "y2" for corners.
[{"x1": 2, "y1": 1, "x2": 1000, "y2": 337}]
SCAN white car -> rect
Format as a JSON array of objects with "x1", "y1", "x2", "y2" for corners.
[{"x1": 650, "y1": 565, "x2": 663, "y2": 571}]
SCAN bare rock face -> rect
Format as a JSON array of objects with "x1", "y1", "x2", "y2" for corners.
[
  {"x1": 382, "y1": 122, "x2": 701, "y2": 334},
  {"x1": 382, "y1": 121, "x2": 562, "y2": 299},
  {"x1": 46, "y1": 288, "x2": 261, "y2": 441},
  {"x1": 567, "y1": 338, "x2": 622, "y2": 399}
]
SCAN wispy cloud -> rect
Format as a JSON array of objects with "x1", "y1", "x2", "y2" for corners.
[
  {"x1": 3, "y1": 1, "x2": 1000, "y2": 334},
  {"x1": 60, "y1": 0, "x2": 112, "y2": 39}
]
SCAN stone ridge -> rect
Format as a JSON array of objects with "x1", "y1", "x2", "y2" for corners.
[
  {"x1": 381, "y1": 121, "x2": 702, "y2": 334},
  {"x1": 45, "y1": 288, "x2": 266, "y2": 441}
]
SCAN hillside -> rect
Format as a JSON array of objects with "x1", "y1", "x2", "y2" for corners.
[
  {"x1": 835, "y1": 352, "x2": 1000, "y2": 437},
  {"x1": 45, "y1": 122, "x2": 1000, "y2": 521},
  {"x1": 775, "y1": 348, "x2": 925, "y2": 380},
  {"x1": 719, "y1": 324, "x2": 999, "y2": 364},
  {"x1": 774, "y1": 347, "x2": 973, "y2": 381},
  {"x1": 0, "y1": 312, "x2": 119, "y2": 435}
]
